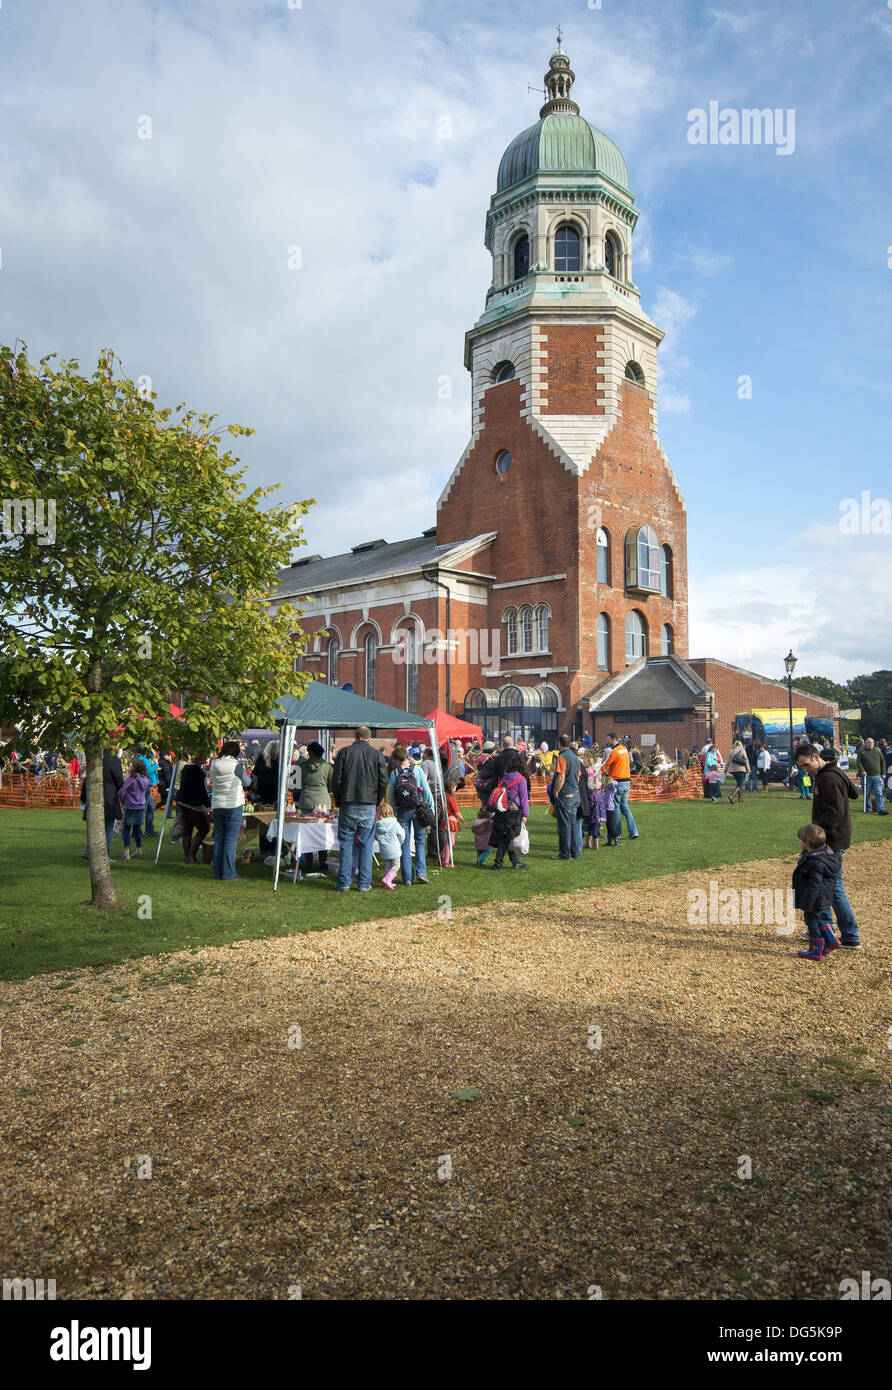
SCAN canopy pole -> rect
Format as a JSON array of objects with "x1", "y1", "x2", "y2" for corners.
[
  {"x1": 273, "y1": 724, "x2": 295, "y2": 892},
  {"x1": 153, "y1": 760, "x2": 180, "y2": 866},
  {"x1": 427, "y1": 720, "x2": 452, "y2": 870}
]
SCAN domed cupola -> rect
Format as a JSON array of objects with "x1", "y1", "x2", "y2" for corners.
[
  {"x1": 495, "y1": 39, "x2": 630, "y2": 197},
  {"x1": 481, "y1": 34, "x2": 641, "y2": 325}
]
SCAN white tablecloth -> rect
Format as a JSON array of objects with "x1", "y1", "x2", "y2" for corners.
[
  {"x1": 268, "y1": 819, "x2": 339, "y2": 854},
  {"x1": 267, "y1": 819, "x2": 404, "y2": 860}
]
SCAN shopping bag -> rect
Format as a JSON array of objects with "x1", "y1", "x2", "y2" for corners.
[{"x1": 510, "y1": 825, "x2": 529, "y2": 855}]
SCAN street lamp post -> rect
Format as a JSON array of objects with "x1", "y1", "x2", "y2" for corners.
[{"x1": 784, "y1": 649, "x2": 797, "y2": 788}]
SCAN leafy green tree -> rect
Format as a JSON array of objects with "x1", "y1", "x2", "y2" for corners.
[
  {"x1": 0, "y1": 345, "x2": 312, "y2": 908},
  {"x1": 845, "y1": 671, "x2": 892, "y2": 741},
  {"x1": 793, "y1": 674, "x2": 848, "y2": 706}
]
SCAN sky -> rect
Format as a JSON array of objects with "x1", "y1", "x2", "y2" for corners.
[{"x1": 1, "y1": 0, "x2": 890, "y2": 684}]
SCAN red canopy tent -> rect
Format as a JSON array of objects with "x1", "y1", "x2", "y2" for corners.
[{"x1": 396, "y1": 708, "x2": 483, "y2": 747}]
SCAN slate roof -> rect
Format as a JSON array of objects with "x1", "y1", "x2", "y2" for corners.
[
  {"x1": 586, "y1": 657, "x2": 714, "y2": 713},
  {"x1": 272, "y1": 532, "x2": 495, "y2": 601}
]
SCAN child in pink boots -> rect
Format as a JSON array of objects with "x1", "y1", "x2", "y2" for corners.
[{"x1": 375, "y1": 803, "x2": 405, "y2": 889}]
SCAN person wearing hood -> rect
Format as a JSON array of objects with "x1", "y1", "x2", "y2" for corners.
[{"x1": 118, "y1": 757, "x2": 151, "y2": 861}]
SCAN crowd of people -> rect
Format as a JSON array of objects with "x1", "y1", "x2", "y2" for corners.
[{"x1": 62, "y1": 728, "x2": 890, "y2": 936}]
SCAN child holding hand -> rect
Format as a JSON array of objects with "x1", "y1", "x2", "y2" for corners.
[{"x1": 793, "y1": 823, "x2": 841, "y2": 961}]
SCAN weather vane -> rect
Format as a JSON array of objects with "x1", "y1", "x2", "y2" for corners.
[{"x1": 556, "y1": 24, "x2": 563, "y2": 46}]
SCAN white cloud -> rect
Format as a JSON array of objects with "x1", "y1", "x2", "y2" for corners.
[{"x1": 689, "y1": 530, "x2": 891, "y2": 683}]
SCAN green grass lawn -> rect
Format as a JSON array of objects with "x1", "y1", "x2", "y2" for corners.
[{"x1": 2, "y1": 791, "x2": 890, "y2": 980}]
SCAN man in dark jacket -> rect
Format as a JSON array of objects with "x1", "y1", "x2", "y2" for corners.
[
  {"x1": 80, "y1": 749, "x2": 124, "y2": 857},
  {"x1": 857, "y1": 738, "x2": 888, "y2": 815},
  {"x1": 331, "y1": 726, "x2": 388, "y2": 892},
  {"x1": 794, "y1": 743, "x2": 861, "y2": 948}
]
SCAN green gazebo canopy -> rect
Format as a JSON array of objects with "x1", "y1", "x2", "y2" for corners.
[{"x1": 269, "y1": 680, "x2": 434, "y2": 733}]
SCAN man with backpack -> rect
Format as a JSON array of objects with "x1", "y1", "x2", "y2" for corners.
[
  {"x1": 550, "y1": 733, "x2": 586, "y2": 860},
  {"x1": 332, "y1": 726, "x2": 389, "y2": 891},
  {"x1": 387, "y1": 741, "x2": 436, "y2": 885}
]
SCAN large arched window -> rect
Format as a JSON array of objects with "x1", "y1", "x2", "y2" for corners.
[
  {"x1": 554, "y1": 223, "x2": 581, "y2": 272},
  {"x1": 660, "y1": 544, "x2": 673, "y2": 598},
  {"x1": 535, "y1": 603, "x2": 550, "y2": 652},
  {"x1": 625, "y1": 610, "x2": 648, "y2": 663},
  {"x1": 597, "y1": 613, "x2": 611, "y2": 671},
  {"x1": 513, "y1": 234, "x2": 530, "y2": 281},
  {"x1": 625, "y1": 525, "x2": 661, "y2": 592},
  {"x1": 327, "y1": 632, "x2": 340, "y2": 685},
  {"x1": 596, "y1": 527, "x2": 610, "y2": 585},
  {"x1": 493, "y1": 360, "x2": 515, "y2": 383},
  {"x1": 504, "y1": 607, "x2": 518, "y2": 656},
  {"x1": 364, "y1": 632, "x2": 377, "y2": 700},
  {"x1": 661, "y1": 623, "x2": 674, "y2": 656},
  {"x1": 520, "y1": 605, "x2": 534, "y2": 654},
  {"x1": 625, "y1": 360, "x2": 645, "y2": 385}
]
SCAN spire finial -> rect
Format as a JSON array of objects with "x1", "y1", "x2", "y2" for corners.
[{"x1": 539, "y1": 33, "x2": 579, "y2": 118}]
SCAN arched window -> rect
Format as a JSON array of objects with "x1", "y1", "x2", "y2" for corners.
[
  {"x1": 625, "y1": 610, "x2": 647, "y2": 663},
  {"x1": 660, "y1": 544, "x2": 673, "y2": 598},
  {"x1": 521, "y1": 605, "x2": 534, "y2": 654},
  {"x1": 327, "y1": 632, "x2": 340, "y2": 685},
  {"x1": 513, "y1": 234, "x2": 530, "y2": 281},
  {"x1": 625, "y1": 360, "x2": 645, "y2": 385},
  {"x1": 605, "y1": 231, "x2": 621, "y2": 278},
  {"x1": 535, "y1": 603, "x2": 550, "y2": 652},
  {"x1": 625, "y1": 525, "x2": 661, "y2": 592},
  {"x1": 364, "y1": 632, "x2": 377, "y2": 700},
  {"x1": 504, "y1": 607, "x2": 518, "y2": 656},
  {"x1": 661, "y1": 623, "x2": 674, "y2": 656},
  {"x1": 596, "y1": 526, "x2": 610, "y2": 585},
  {"x1": 402, "y1": 625, "x2": 418, "y2": 713},
  {"x1": 554, "y1": 223, "x2": 581, "y2": 272},
  {"x1": 493, "y1": 360, "x2": 515, "y2": 383},
  {"x1": 597, "y1": 613, "x2": 610, "y2": 671}
]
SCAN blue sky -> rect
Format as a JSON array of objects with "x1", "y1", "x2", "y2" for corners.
[{"x1": 1, "y1": 0, "x2": 890, "y2": 681}]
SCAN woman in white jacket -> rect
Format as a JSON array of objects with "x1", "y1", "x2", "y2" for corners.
[{"x1": 210, "y1": 740, "x2": 252, "y2": 880}]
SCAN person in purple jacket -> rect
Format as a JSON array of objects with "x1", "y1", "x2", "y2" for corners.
[
  {"x1": 118, "y1": 757, "x2": 150, "y2": 861},
  {"x1": 489, "y1": 751, "x2": 529, "y2": 870}
]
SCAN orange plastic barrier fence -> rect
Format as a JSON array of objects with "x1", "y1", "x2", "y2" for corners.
[
  {"x1": 454, "y1": 767, "x2": 705, "y2": 808},
  {"x1": 0, "y1": 776, "x2": 163, "y2": 811}
]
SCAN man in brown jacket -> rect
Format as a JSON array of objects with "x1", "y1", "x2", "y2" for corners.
[{"x1": 795, "y1": 744, "x2": 861, "y2": 949}]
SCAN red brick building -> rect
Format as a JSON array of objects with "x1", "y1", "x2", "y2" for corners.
[{"x1": 271, "y1": 41, "x2": 837, "y2": 752}]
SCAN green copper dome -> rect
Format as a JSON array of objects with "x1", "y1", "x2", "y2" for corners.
[{"x1": 497, "y1": 112, "x2": 630, "y2": 195}]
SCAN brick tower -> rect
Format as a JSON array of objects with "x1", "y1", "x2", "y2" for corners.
[{"x1": 437, "y1": 37, "x2": 688, "y2": 729}]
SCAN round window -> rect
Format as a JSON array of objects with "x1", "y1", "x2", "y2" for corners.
[{"x1": 495, "y1": 450, "x2": 512, "y2": 475}]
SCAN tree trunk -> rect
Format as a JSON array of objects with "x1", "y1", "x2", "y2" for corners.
[
  {"x1": 84, "y1": 655, "x2": 117, "y2": 908},
  {"x1": 85, "y1": 741, "x2": 116, "y2": 907}
]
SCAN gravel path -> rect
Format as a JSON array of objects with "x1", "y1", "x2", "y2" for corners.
[{"x1": 2, "y1": 843, "x2": 890, "y2": 1300}]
